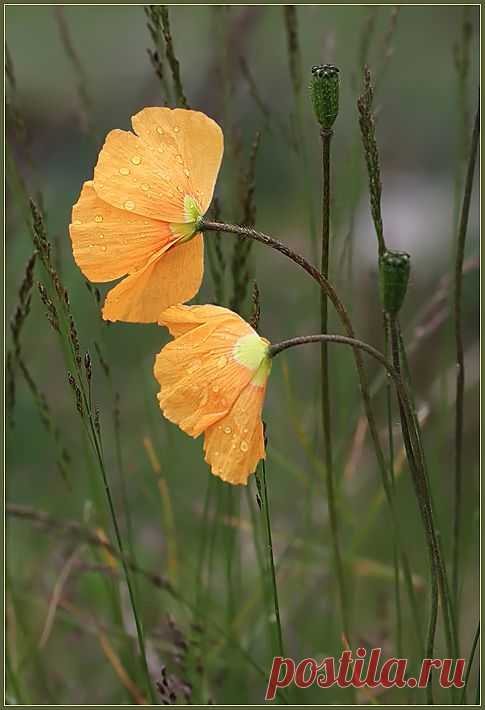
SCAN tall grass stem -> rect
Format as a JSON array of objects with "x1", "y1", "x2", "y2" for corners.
[{"x1": 452, "y1": 102, "x2": 479, "y2": 609}]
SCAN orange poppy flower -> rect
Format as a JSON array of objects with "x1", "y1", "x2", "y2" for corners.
[
  {"x1": 69, "y1": 108, "x2": 223, "y2": 323},
  {"x1": 154, "y1": 305, "x2": 272, "y2": 485}
]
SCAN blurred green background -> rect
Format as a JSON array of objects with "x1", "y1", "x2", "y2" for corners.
[{"x1": 6, "y1": 5, "x2": 480, "y2": 705}]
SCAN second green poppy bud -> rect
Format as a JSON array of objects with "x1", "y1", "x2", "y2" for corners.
[{"x1": 379, "y1": 250, "x2": 411, "y2": 315}]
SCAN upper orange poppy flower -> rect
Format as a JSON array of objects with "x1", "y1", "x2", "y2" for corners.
[
  {"x1": 154, "y1": 305, "x2": 272, "y2": 485},
  {"x1": 69, "y1": 108, "x2": 223, "y2": 323}
]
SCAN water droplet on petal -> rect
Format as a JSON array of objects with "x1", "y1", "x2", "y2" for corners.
[
  {"x1": 94, "y1": 215, "x2": 103, "y2": 223},
  {"x1": 99, "y1": 234, "x2": 105, "y2": 239},
  {"x1": 217, "y1": 356, "x2": 227, "y2": 369},
  {"x1": 101, "y1": 245, "x2": 107, "y2": 252},
  {"x1": 141, "y1": 183, "x2": 149, "y2": 191},
  {"x1": 212, "y1": 385, "x2": 220, "y2": 393},
  {"x1": 184, "y1": 168, "x2": 190, "y2": 177},
  {"x1": 187, "y1": 359, "x2": 202, "y2": 374},
  {"x1": 119, "y1": 167, "x2": 130, "y2": 175},
  {"x1": 243, "y1": 428, "x2": 248, "y2": 434},
  {"x1": 131, "y1": 155, "x2": 142, "y2": 165},
  {"x1": 240, "y1": 441, "x2": 249, "y2": 452},
  {"x1": 176, "y1": 154, "x2": 183, "y2": 163},
  {"x1": 156, "y1": 127, "x2": 163, "y2": 134},
  {"x1": 173, "y1": 126, "x2": 180, "y2": 133},
  {"x1": 224, "y1": 426, "x2": 232, "y2": 434},
  {"x1": 124, "y1": 200, "x2": 136, "y2": 210}
]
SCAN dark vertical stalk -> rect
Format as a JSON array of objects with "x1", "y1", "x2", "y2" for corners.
[
  {"x1": 384, "y1": 316, "x2": 403, "y2": 658},
  {"x1": 389, "y1": 317, "x2": 438, "y2": 705},
  {"x1": 452, "y1": 103, "x2": 479, "y2": 608},
  {"x1": 320, "y1": 127, "x2": 350, "y2": 642},
  {"x1": 260, "y1": 458, "x2": 285, "y2": 660}
]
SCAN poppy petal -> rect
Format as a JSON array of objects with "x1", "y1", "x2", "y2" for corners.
[
  {"x1": 158, "y1": 303, "x2": 240, "y2": 338},
  {"x1": 92, "y1": 128, "x2": 187, "y2": 223},
  {"x1": 154, "y1": 315, "x2": 257, "y2": 437},
  {"x1": 203, "y1": 380, "x2": 266, "y2": 485},
  {"x1": 70, "y1": 181, "x2": 172, "y2": 282},
  {"x1": 102, "y1": 234, "x2": 204, "y2": 323},
  {"x1": 132, "y1": 107, "x2": 224, "y2": 215}
]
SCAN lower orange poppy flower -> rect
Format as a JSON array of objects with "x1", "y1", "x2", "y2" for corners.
[{"x1": 154, "y1": 305, "x2": 272, "y2": 485}]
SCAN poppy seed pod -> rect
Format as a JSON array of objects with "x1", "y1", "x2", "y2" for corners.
[
  {"x1": 379, "y1": 250, "x2": 411, "y2": 315},
  {"x1": 310, "y1": 64, "x2": 340, "y2": 130}
]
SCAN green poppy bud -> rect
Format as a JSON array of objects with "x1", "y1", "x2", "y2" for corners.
[
  {"x1": 310, "y1": 64, "x2": 340, "y2": 130},
  {"x1": 379, "y1": 250, "x2": 411, "y2": 315}
]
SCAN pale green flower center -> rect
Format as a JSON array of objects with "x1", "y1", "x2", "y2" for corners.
[
  {"x1": 170, "y1": 195, "x2": 203, "y2": 242},
  {"x1": 233, "y1": 333, "x2": 272, "y2": 386}
]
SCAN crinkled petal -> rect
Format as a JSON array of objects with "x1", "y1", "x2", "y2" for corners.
[
  {"x1": 203, "y1": 380, "x2": 266, "y2": 485},
  {"x1": 102, "y1": 234, "x2": 203, "y2": 323},
  {"x1": 154, "y1": 315, "x2": 257, "y2": 437},
  {"x1": 69, "y1": 181, "x2": 171, "y2": 282}
]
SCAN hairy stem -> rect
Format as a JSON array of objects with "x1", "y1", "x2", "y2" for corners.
[
  {"x1": 388, "y1": 318, "x2": 438, "y2": 705},
  {"x1": 320, "y1": 128, "x2": 350, "y2": 641},
  {"x1": 384, "y1": 316, "x2": 403, "y2": 659}
]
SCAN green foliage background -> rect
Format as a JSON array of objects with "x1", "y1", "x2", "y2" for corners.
[{"x1": 6, "y1": 5, "x2": 480, "y2": 705}]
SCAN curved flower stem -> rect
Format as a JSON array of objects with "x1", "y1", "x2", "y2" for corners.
[
  {"x1": 319, "y1": 127, "x2": 350, "y2": 642},
  {"x1": 201, "y1": 219, "x2": 424, "y2": 650}
]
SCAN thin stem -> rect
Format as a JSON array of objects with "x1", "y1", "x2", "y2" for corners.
[
  {"x1": 384, "y1": 316, "x2": 403, "y2": 659},
  {"x1": 88, "y1": 416, "x2": 156, "y2": 704},
  {"x1": 460, "y1": 622, "x2": 480, "y2": 705},
  {"x1": 320, "y1": 127, "x2": 349, "y2": 641},
  {"x1": 260, "y1": 458, "x2": 285, "y2": 660},
  {"x1": 452, "y1": 102, "x2": 479, "y2": 608},
  {"x1": 397, "y1": 324, "x2": 460, "y2": 688},
  {"x1": 389, "y1": 318, "x2": 438, "y2": 705}
]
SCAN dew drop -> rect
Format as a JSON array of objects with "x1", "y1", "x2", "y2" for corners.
[
  {"x1": 141, "y1": 183, "x2": 149, "y2": 191},
  {"x1": 88, "y1": 243, "x2": 94, "y2": 249},
  {"x1": 187, "y1": 359, "x2": 202, "y2": 374},
  {"x1": 217, "y1": 356, "x2": 227, "y2": 369},
  {"x1": 173, "y1": 126, "x2": 180, "y2": 133},
  {"x1": 131, "y1": 155, "x2": 142, "y2": 165},
  {"x1": 184, "y1": 168, "x2": 190, "y2": 177},
  {"x1": 94, "y1": 215, "x2": 103, "y2": 223},
  {"x1": 156, "y1": 126, "x2": 163, "y2": 134},
  {"x1": 119, "y1": 167, "x2": 130, "y2": 175},
  {"x1": 99, "y1": 234, "x2": 105, "y2": 239},
  {"x1": 124, "y1": 200, "x2": 136, "y2": 211},
  {"x1": 101, "y1": 245, "x2": 107, "y2": 252},
  {"x1": 240, "y1": 441, "x2": 249, "y2": 452},
  {"x1": 212, "y1": 385, "x2": 220, "y2": 393},
  {"x1": 224, "y1": 426, "x2": 232, "y2": 435},
  {"x1": 243, "y1": 428, "x2": 248, "y2": 434}
]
